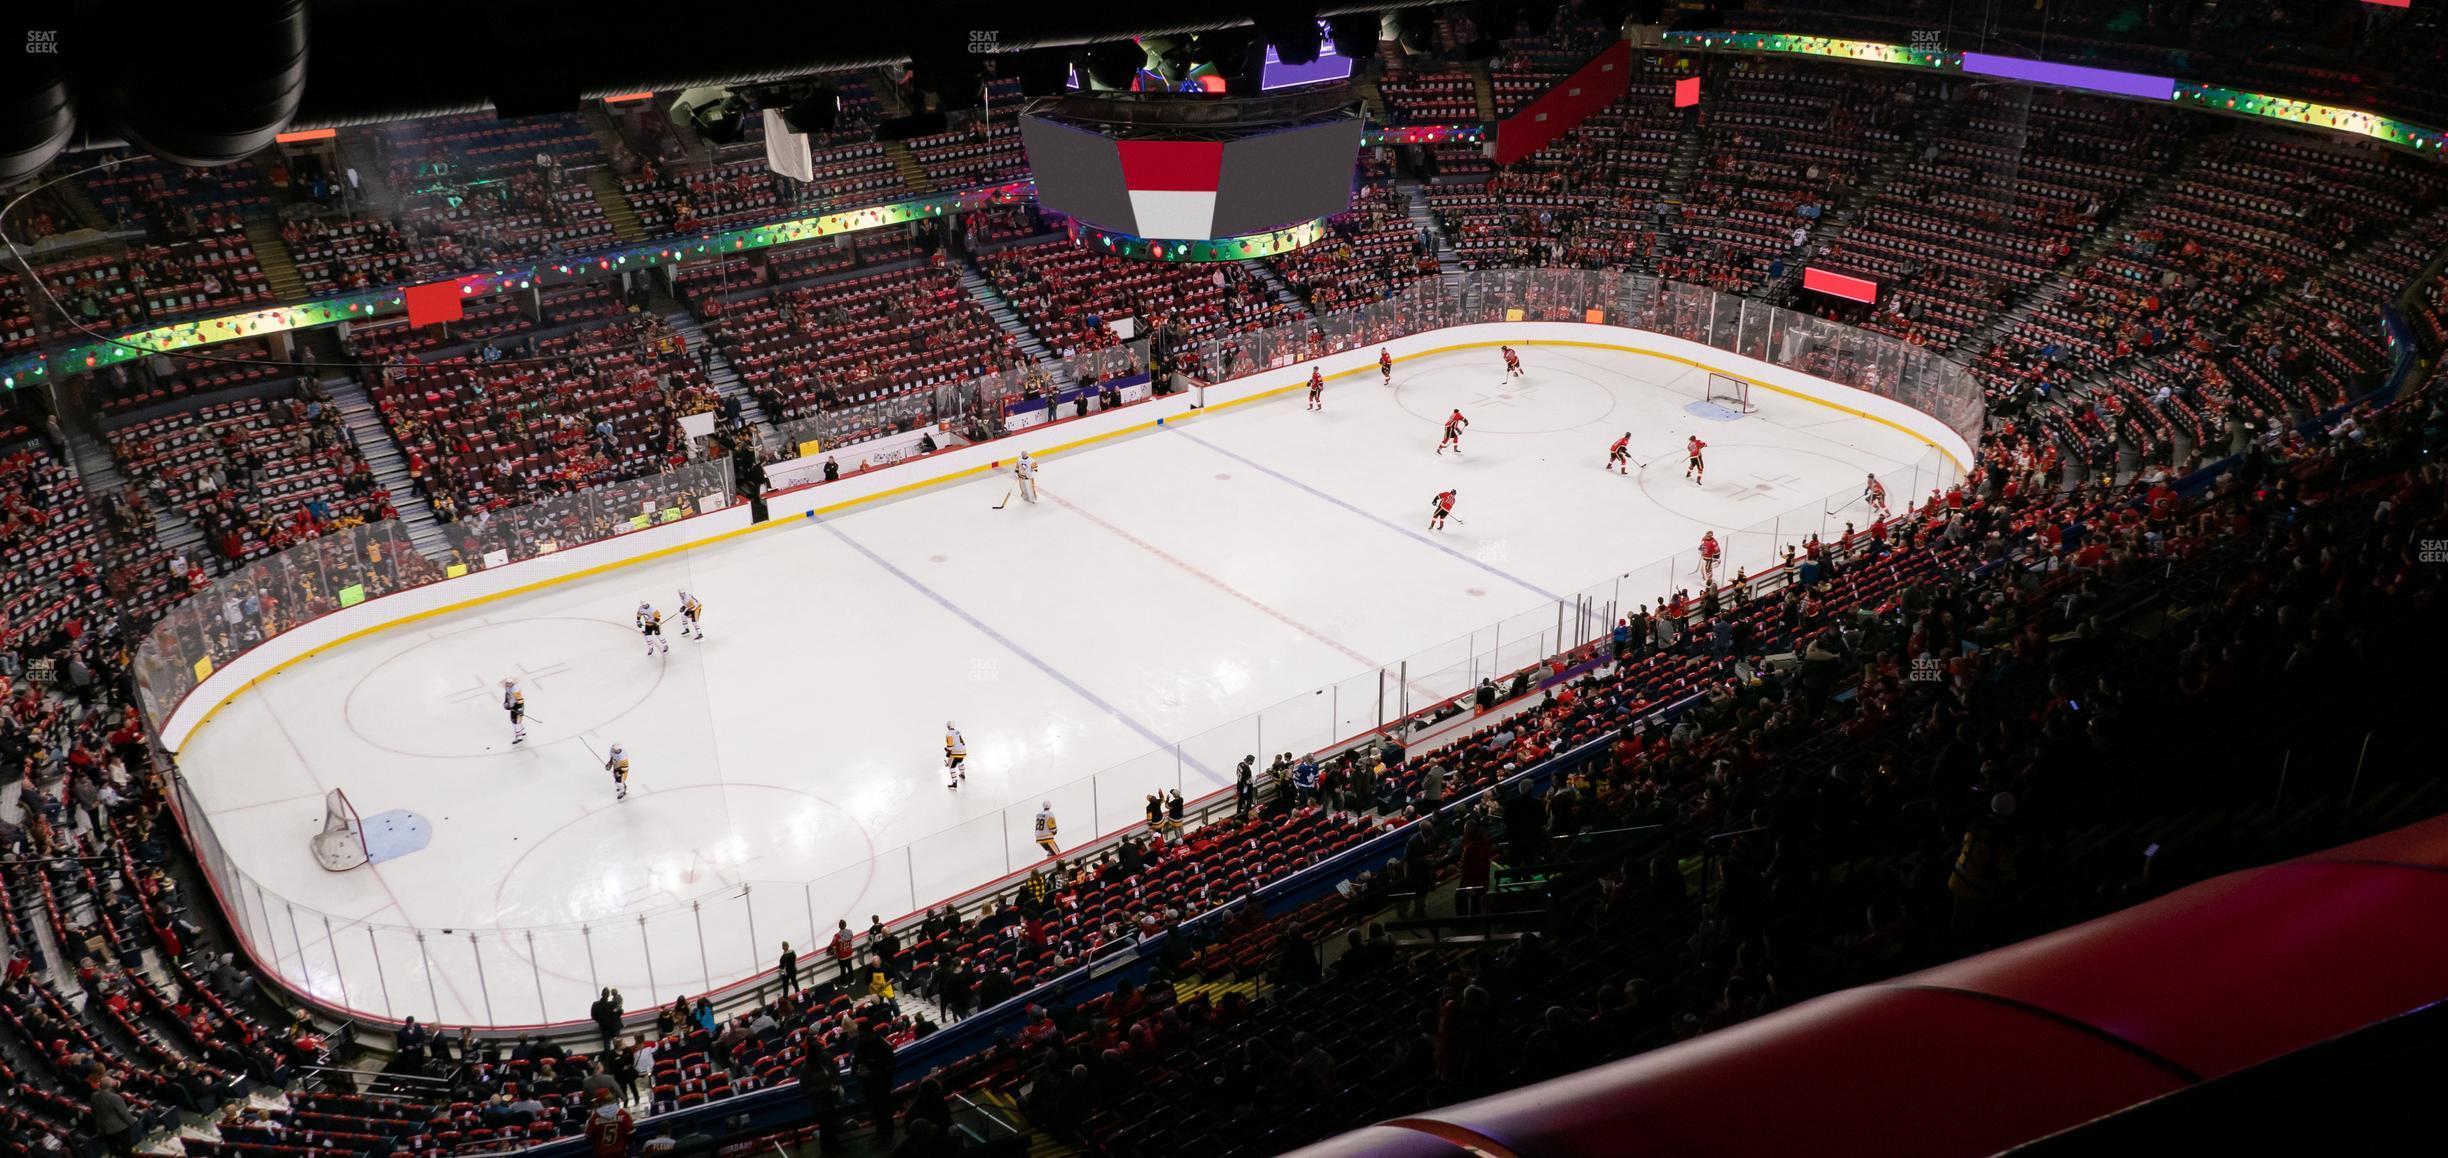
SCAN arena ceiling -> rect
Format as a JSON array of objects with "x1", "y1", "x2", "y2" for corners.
[{"x1": 5, "y1": 0, "x2": 1512, "y2": 181}]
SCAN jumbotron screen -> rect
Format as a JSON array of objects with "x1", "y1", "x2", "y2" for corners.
[{"x1": 1020, "y1": 114, "x2": 1362, "y2": 241}]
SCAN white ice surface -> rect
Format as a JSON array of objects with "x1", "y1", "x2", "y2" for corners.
[{"x1": 175, "y1": 344, "x2": 1949, "y2": 1026}]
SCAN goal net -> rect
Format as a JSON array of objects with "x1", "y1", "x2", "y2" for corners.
[
  {"x1": 311, "y1": 789, "x2": 370, "y2": 871},
  {"x1": 1705, "y1": 372, "x2": 1755, "y2": 413}
]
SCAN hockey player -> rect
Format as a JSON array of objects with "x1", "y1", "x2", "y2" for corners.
[
  {"x1": 634, "y1": 601, "x2": 654, "y2": 630},
  {"x1": 1607, "y1": 433, "x2": 1632, "y2": 475},
  {"x1": 1014, "y1": 451, "x2": 1039, "y2": 505},
  {"x1": 943, "y1": 721, "x2": 968, "y2": 788},
  {"x1": 1864, "y1": 473, "x2": 1890, "y2": 520},
  {"x1": 1685, "y1": 435, "x2": 1708, "y2": 485},
  {"x1": 676, "y1": 591, "x2": 704, "y2": 641},
  {"x1": 640, "y1": 606, "x2": 668, "y2": 655},
  {"x1": 1501, "y1": 345, "x2": 1523, "y2": 377},
  {"x1": 1305, "y1": 366, "x2": 1325, "y2": 411},
  {"x1": 605, "y1": 743, "x2": 630, "y2": 801},
  {"x1": 503, "y1": 678, "x2": 527, "y2": 745},
  {"x1": 1437, "y1": 408, "x2": 1469, "y2": 455},
  {"x1": 1429, "y1": 488, "x2": 1458, "y2": 531},
  {"x1": 1698, "y1": 530, "x2": 1722, "y2": 587},
  {"x1": 1378, "y1": 347, "x2": 1394, "y2": 385},
  {"x1": 1033, "y1": 802, "x2": 1060, "y2": 854}
]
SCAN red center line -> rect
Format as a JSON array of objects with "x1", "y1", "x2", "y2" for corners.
[{"x1": 1043, "y1": 488, "x2": 1444, "y2": 702}]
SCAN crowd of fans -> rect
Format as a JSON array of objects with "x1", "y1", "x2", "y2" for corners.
[
  {"x1": 981, "y1": 243, "x2": 1301, "y2": 354},
  {"x1": 370, "y1": 313, "x2": 720, "y2": 522},
  {"x1": 2, "y1": 13, "x2": 2448, "y2": 1158}
]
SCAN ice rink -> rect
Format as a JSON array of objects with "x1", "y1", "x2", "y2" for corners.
[{"x1": 175, "y1": 339, "x2": 1955, "y2": 1025}]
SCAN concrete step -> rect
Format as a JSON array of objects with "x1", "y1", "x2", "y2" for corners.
[
  {"x1": 241, "y1": 218, "x2": 310, "y2": 303},
  {"x1": 886, "y1": 141, "x2": 933, "y2": 195},
  {"x1": 660, "y1": 308, "x2": 775, "y2": 447},
  {"x1": 586, "y1": 168, "x2": 649, "y2": 244},
  {"x1": 956, "y1": 264, "x2": 1057, "y2": 371},
  {"x1": 327, "y1": 376, "x2": 453, "y2": 560}
]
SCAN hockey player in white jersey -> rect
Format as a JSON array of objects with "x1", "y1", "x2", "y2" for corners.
[
  {"x1": 677, "y1": 591, "x2": 704, "y2": 641},
  {"x1": 943, "y1": 722, "x2": 968, "y2": 788},
  {"x1": 605, "y1": 743, "x2": 630, "y2": 801},
  {"x1": 503, "y1": 678, "x2": 527, "y2": 745},
  {"x1": 1014, "y1": 451, "x2": 1039, "y2": 505}
]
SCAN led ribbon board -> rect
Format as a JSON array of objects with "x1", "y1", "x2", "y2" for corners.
[
  {"x1": 1663, "y1": 31, "x2": 1952, "y2": 69},
  {"x1": 1661, "y1": 29, "x2": 2448, "y2": 156},
  {"x1": 2, "y1": 181, "x2": 1032, "y2": 385},
  {"x1": 1065, "y1": 217, "x2": 1329, "y2": 261}
]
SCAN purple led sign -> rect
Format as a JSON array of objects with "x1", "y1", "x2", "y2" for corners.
[
  {"x1": 1261, "y1": 18, "x2": 1359, "y2": 89},
  {"x1": 1260, "y1": 48, "x2": 1355, "y2": 90},
  {"x1": 1959, "y1": 52, "x2": 2175, "y2": 102}
]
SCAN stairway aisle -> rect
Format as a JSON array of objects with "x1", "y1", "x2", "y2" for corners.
[
  {"x1": 955, "y1": 261, "x2": 1059, "y2": 374},
  {"x1": 1958, "y1": 133, "x2": 2203, "y2": 359},
  {"x1": 1399, "y1": 179, "x2": 1464, "y2": 279},
  {"x1": 658, "y1": 308, "x2": 775, "y2": 448},
  {"x1": 1250, "y1": 262, "x2": 1305, "y2": 311},
  {"x1": 1767, "y1": 96, "x2": 1959, "y2": 301},
  {"x1": 587, "y1": 169, "x2": 648, "y2": 244},
  {"x1": 887, "y1": 141, "x2": 933, "y2": 195},
  {"x1": 68, "y1": 425, "x2": 206, "y2": 559},
  {"x1": 326, "y1": 375, "x2": 453, "y2": 560},
  {"x1": 242, "y1": 219, "x2": 309, "y2": 303}
]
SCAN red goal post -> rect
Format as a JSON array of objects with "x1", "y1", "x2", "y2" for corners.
[
  {"x1": 1706, "y1": 372, "x2": 1756, "y2": 413},
  {"x1": 312, "y1": 788, "x2": 369, "y2": 871}
]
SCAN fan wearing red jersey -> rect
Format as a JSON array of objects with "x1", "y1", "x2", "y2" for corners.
[{"x1": 1437, "y1": 409, "x2": 1470, "y2": 455}]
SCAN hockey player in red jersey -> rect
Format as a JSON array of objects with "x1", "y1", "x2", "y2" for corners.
[
  {"x1": 1379, "y1": 348, "x2": 1394, "y2": 384},
  {"x1": 1437, "y1": 409, "x2": 1470, "y2": 454},
  {"x1": 1306, "y1": 366, "x2": 1325, "y2": 411},
  {"x1": 1500, "y1": 345, "x2": 1523, "y2": 377},
  {"x1": 1429, "y1": 489, "x2": 1458, "y2": 531},
  {"x1": 1607, "y1": 433, "x2": 1632, "y2": 475},
  {"x1": 1698, "y1": 530, "x2": 1722, "y2": 587},
  {"x1": 1685, "y1": 435, "x2": 1708, "y2": 484},
  {"x1": 1864, "y1": 472, "x2": 1890, "y2": 519}
]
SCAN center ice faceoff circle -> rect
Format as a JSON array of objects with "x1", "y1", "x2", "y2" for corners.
[{"x1": 343, "y1": 617, "x2": 661, "y2": 757}]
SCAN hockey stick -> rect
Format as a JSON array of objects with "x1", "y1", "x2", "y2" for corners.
[
  {"x1": 992, "y1": 490, "x2": 1011, "y2": 510},
  {"x1": 1825, "y1": 494, "x2": 1865, "y2": 516}
]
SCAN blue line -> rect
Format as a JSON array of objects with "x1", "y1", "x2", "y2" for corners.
[
  {"x1": 811, "y1": 519, "x2": 1222, "y2": 783},
  {"x1": 1172, "y1": 429, "x2": 1567, "y2": 602}
]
